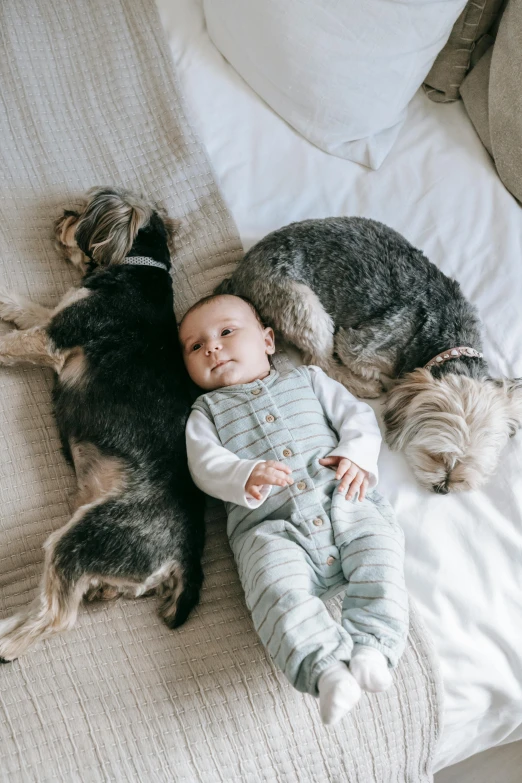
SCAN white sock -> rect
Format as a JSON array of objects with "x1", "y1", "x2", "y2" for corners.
[
  {"x1": 349, "y1": 644, "x2": 393, "y2": 693},
  {"x1": 317, "y1": 661, "x2": 361, "y2": 725}
]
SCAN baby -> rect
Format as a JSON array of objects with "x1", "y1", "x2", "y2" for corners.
[{"x1": 180, "y1": 294, "x2": 409, "y2": 725}]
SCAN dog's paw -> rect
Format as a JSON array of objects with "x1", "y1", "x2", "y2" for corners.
[
  {"x1": 0, "y1": 620, "x2": 26, "y2": 663},
  {"x1": 0, "y1": 289, "x2": 51, "y2": 331},
  {"x1": 0, "y1": 639, "x2": 24, "y2": 663},
  {"x1": 54, "y1": 210, "x2": 79, "y2": 249},
  {"x1": 84, "y1": 583, "x2": 155, "y2": 602},
  {"x1": 350, "y1": 382, "x2": 385, "y2": 400},
  {"x1": 329, "y1": 364, "x2": 385, "y2": 399},
  {"x1": 54, "y1": 211, "x2": 88, "y2": 271},
  {"x1": 0, "y1": 288, "x2": 21, "y2": 324},
  {"x1": 0, "y1": 612, "x2": 25, "y2": 638},
  {"x1": 84, "y1": 584, "x2": 123, "y2": 602}
]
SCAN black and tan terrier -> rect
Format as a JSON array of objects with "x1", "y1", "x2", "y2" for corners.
[{"x1": 0, "y1": 187, "x2": 205, "y2": 662}]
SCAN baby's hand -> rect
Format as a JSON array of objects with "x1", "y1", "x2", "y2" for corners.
[
  {"x1": 319, "y1": 456, "x2": 369, "y2": 501},
  {"x1": 245, "y1": 461, "x2": 293, "y2": 501}
]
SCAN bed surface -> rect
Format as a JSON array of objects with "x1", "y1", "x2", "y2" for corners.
[{"x1": 157, "y1": 0, "x2": 522, "y2": 770}]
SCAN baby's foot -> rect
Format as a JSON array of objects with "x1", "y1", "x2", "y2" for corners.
[
  {"x1": 318, "y1": 661, "x2": 361, "y2": 725},
  {"x1": 349, "y1": 645, "x2": 393, "y2": 693}
]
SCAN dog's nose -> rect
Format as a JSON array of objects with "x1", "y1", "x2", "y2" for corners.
[{"x1": 433, "y1": 483, "x2": 449, "y2": 495}]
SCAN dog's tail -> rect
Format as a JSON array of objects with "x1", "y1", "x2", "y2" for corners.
[{"x1": 157, "y1": 557, "x2": 204, "y2": 630}]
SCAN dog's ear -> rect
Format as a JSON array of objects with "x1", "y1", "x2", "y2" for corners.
[
  {"x1": 504, "y1": 378, "x2": 522, "y2": 436},
  {"x1": 486, "y1": 377, "x2": 522, "y2": 436},
  {"x1": 383, "y1": 368, "x2": 435, "y2": 450},
  {"x1": 153, "y1": 201, "x2": 181, "y2": 256},
  {"x1": 162, "y1": 216, "x2": 181, "y2": 256},
  {"x1": 75, "y1": 187, "x2": 153, "y2": 266}
]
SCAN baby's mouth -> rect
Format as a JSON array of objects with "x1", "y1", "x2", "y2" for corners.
[{"x1": 211, "y1": 359, "x2": 231, "y2": 372}]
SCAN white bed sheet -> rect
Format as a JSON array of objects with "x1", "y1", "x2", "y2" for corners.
[{"x1": 157, "y1": 0, "x2": 522, "y2": 771}]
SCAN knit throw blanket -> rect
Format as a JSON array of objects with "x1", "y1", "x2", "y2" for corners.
[{"x1": 0, "y1": 1, "x2": 442, "y2": 780}]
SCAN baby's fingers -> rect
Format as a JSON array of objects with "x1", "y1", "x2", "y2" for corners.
[
  {"x1": 358, "y1": 477, "x2": 369, "y2": 502},
  {"x1": 319, "y1": 456, "x2": 338, "y2": 468},
  {"x1": 265, "y1": 460, "x2": 292, "y2": 475},
  {"x1": 252, "y1": 466, "x2": 292, "y2": 487},
  {"x1": 249, "y1": 485, "x2": 263, "y2": 500},
  {"x1": 335, "y1": 458, "x2": 353, "y2": 480},
  {"x1": 346, "y1": 471, "x2": 364, "y2": 501},
  {"x1": 265, "y1": 468, "x2": 294, "y2": 487},
  {"x1": 337, "y1": 463, "x2": 359, "y2": 494}
]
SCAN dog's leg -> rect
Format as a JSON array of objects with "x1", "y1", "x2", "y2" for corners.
[
  {"x1": 0, "y1": 327, "x2": 60, "y2": 369},
  {"x1": 260, "y1": 281, "x2": 337, "y2": 369},
  {"x1": 68, "y1": 444, "x2": 131, "y2": 605},
  {"x1": 0, "y1": 569, "x2": 89, "y2": 663},
  {"x1": 282, "y1": 282, "x2": 335, "y2": 367},
  {"x1": 0, "y1": 288, "x2": 52, "y2": 329},
  {"x1": 54, "y1": 211, "x2": 89, "y2": 272},
  {"x1": 52, "y1": 287, "x2": 90, "y2": 317},
  {"x1": 0, "y1": 501, "x2": 99, "y2": 662},
  {"x1": 333, "y1": 325, "x2": 398, "y2": 399}
]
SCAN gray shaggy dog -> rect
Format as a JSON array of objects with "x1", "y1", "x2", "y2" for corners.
[{"x1": 217, "y1": 217, "x2": 522, "y2": 494}]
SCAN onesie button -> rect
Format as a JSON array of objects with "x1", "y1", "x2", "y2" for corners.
[
  {"x1": 251, "y1": 389, "x2": 261, "y2": 395},
  {"x1": 282, "y1": 448, "x2": 292, "y2": 458},
  {"x1": 265, "y1": 414, "x2": 275, "y2": 423},
  {"x1": 313, "y1": 518, "x2": 323, "y2": 527},
  {"x1": 326, "y1": 556, "x2": 335, "y2": 566},
  {"x1": 297, "y1": 481, "x2": 307, "y2": 491}
]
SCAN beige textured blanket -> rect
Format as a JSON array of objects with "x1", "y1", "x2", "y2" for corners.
[{"x1": 0, "y1": 1, "x2": 442, "y2": 780}]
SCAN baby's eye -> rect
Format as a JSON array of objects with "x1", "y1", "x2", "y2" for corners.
[
  {"x1": 191, "y1": 343, "x2": 201, "y2": 352},
  {"x1": 221, "y1": 328, "x2": 233, "y2": 336}
]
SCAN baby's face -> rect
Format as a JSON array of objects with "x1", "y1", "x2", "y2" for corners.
[{"x1": 180, "y1": 295, "x2": 275, "y2": 391}]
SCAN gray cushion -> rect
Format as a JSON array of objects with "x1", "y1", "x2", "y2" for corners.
[
  {"x1": 423, "y1": 0, "x2": 506, "y2": 103},
  {"x1": 460, "y1": 0, "x2": 522, "y2": 203}
]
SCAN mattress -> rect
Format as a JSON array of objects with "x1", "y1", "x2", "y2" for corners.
[{"x1": 157, "y1": 0, "x2": 522, "y2": 771}]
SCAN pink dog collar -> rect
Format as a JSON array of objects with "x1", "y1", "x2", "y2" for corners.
[{"x1": 425, "y1": 346, "x2": 483, "y2": 371}]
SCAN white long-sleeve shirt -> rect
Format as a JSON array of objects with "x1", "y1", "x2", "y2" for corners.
[{"x1": 186, "y1": 366, "x2": 382, "y2": 509}]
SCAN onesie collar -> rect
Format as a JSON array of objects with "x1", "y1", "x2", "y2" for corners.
[{"x1": 211, "y1": 369, "x2": 280, "y2": 395}]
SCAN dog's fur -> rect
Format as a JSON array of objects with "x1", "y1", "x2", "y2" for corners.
[
  {"x1": 0, "y1": 187, "x2": 205, "y2": 662},
  {"x1": 217, "y1": 217, "x2": 522, "y2": 493}
]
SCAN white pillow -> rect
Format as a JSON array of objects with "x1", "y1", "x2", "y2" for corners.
[{"x1": 203, "y1": 0, "x2": 466, "y2": 169}]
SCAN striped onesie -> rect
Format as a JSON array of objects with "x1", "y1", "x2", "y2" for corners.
[{"x1": 187, "y1": 366, "x2": 409, "y2": 696}]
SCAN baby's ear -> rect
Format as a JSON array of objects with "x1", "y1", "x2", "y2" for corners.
[{"x1": 264, "y1": 327, "x2": 276, "y2": 354}]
